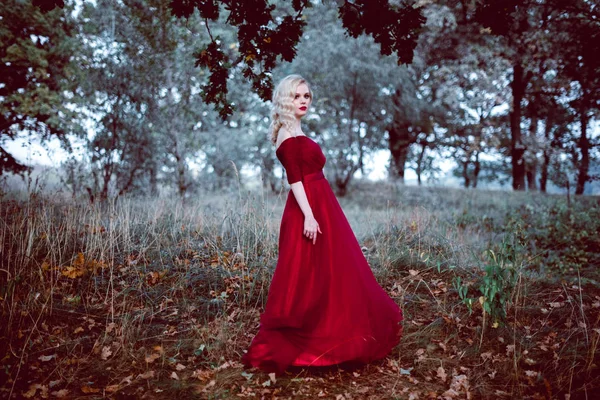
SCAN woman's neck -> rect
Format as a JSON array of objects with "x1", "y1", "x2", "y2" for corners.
[{"x1": 292, "y1": 119, "x2": 304, "y2": 136}]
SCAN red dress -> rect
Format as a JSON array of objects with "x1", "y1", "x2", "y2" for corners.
[{"x1": 242, "y1": 135, "x2": 402, "y2": 373}]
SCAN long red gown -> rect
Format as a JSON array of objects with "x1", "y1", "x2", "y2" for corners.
[{"x1": 242, "y1": 135, "x2": 402, "y2": 373}]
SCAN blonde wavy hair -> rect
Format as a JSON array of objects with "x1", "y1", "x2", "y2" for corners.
[{"x1": 269, "y1": 74, "x2": 313, "y2": 144}]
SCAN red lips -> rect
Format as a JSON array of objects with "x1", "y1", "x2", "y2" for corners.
[{"x1": 299, "y1": 107, "x2": 307, "y2": 111}]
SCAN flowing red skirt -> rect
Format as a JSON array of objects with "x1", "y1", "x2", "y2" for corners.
[{"x1": 242, "y1": 171, "x2": 402, "y2": 373}]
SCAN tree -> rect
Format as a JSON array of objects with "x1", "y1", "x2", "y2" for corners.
[
  {"x1": 39, "y1": 0, "x2": 425, "y2": 119},
  {"x1": 552, "y1": 0, "x2": 600, "y2": 194},
  {"x1": 287, "y1": 4, "x2": 395, "y2": 195},
  {"x1": 0, "y1": 0, "x2": 81, "y2": 175}
]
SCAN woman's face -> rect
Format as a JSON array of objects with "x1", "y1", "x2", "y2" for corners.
[{"x1": 293, "y1": 83, "x2": 311, "y2": 119}]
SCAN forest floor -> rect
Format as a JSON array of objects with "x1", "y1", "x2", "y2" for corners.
[{"x1": 1, "y1": 182, "x2": 600, "y2": 399}]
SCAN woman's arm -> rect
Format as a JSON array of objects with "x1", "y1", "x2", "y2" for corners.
[{"x1": 290, "y1": 182, "x2": 322, "y2": 244}]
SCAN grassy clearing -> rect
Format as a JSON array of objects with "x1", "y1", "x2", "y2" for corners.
[{"x1": 1, "y1": 182, "x2": 599, "y2": 399}]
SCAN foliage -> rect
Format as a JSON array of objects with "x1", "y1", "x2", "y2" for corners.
[
  {"x1": 511, "y1": 200, "x2": 600, "y2": 277},
  {"x1": 0, "y1": 0, "x2": 82, "y2": 175}
]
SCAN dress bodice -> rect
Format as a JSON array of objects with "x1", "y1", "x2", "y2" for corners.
[{"x1": 276, "y1": 135, "x2": 327, "y2": 184}]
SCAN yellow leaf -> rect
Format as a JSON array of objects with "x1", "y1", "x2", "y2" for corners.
[
  {"x1": 153, "y1": 345, "x2": 164, "y2": 353},
  {"x1": 105, "y1": 385, "x2": 120, "y2": 393},
  {"x1": 81, "y1": 386, "x2": 100, "y2": 394}
]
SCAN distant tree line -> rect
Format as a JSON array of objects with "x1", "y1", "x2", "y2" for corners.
[{"x1": 1, "y1": 0, "x2": 598, "y2": 198}]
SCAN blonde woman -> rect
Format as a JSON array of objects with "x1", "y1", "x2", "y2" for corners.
[{"x1": 242, "y1": 74, "x2": 402, "y2": 374}]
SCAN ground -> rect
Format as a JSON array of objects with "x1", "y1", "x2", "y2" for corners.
[{"x1": 1, "y1": 182, "x2": 599, "y2": 399}]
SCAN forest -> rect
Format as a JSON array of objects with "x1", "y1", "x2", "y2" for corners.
[{"x1": 1, "y1": 0, "x2": 599, "y2": 399}]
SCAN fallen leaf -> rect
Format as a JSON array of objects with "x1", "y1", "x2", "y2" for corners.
[
  {"x1": 171, "y1": 372, "x2": 179, "y2": 380},
  {"x1": 176, "y1": 363, "x2": 186, "y2": 371},
  {"x1": 51, "y1": 389, "x2": 69, "y2": 398},
  {"x1": 38, "y1": 354, "x2": 56, "y2": 362},
  {"x1": 81, "y1": 386, "x2": 101, "y2": 394},
  {"x1": 153, "y1": 345, "x2": 164, "y2": 353},
  {"x1": 193, "y1": 369, "x2": 214, "y2": 381},
  {"x1": 505, "y1": 345, "x2": 515, "y2": 356},
  {"x1": 202, "y1": 380, "x2": 216, "y2": 392},
  {"x1": 23, "y1": 384, "x2": 48, "y2": 398},
  {"x1": 441, "y1": 388, "x2": 459, "y2": 399},
  {"x1": 48, "y1": 380, "x2": 62, "y2": 388},
  {"x1": 100, "y1": 346, "x2": 112, "y2": 360},
  {"x1": 137, "y1": 370, "x2": 155, "y2": 379},
  {"x1": 268, "y1": 372, "x2": 276, "y2": 383},
  {"x1": 73, "y1": 327, "x2": 84, "y2": 334},
  {"x1": 106, "y1": 322, "x2": 116, "y2": 333},
  {"x1": 105, "y1": 385, "x2": 120, "y2": 393},
  {"x1": 145, "y1": 353, "x2": 160, "y2": 363},
  {"x1": 437, "y1": 366, "x2": 447, "y2": 382}
]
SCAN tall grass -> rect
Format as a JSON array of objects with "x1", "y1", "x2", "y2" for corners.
[{"x1": 1, "y1": 181, "x2": 599, "y2": 398}]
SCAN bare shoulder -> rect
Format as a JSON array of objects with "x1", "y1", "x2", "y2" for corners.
[{"x1": 276, "y1": 128, "x2": 294, "y2": 150}]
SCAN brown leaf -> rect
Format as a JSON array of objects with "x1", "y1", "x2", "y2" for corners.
[
  {"x1": 153, "y1": 345, "x2": 164, "y2": 353},
  {"x1": 145, "y1": 353, "x2": 160, "y2": 363},
  {"x1": 81, "y1": 386, "x2": 101, "y2": 394},
  {"x1": 202, "y1": 380, "x2": 216, "y2": 392},
  {"x1": 73, "y1": 326, "x2": 84, "y2": 334},
  {"x1": 171, "y1": 372, "x2": 179, "y2": 380},
  {"x1": 138, "y1": 370, "x2": 155, "y2": 380},
  {"x1": 176, "y1": 363, "x2": 186, "y2": 371},
  {"x1": 437, "y1": 366, "x2": 447, "y2": 383},
  {"x1": 105, "y1": 385, "x2": 120, "y2": 393},
  {"x1": 106, "y1": 322, "x2": 116, "y2": 333},
  {"x1": 51, "y1": 389, "x2": 69, "y2": 398},
  {"x1": 505, "y1": 345, "x2": 515, "y2": 356},
  {"x1": 23, "y1": 384, "x2": 47, "y2": 398},
  {"x1": 100, "y1": 346, "x2": 112, "y2": 360},
  {"x1": 192, "y1": 369, "x2": 213, "y2": 381},
  {"x1": 38, "y1": 354, "x2": 56, "y2": 362}
]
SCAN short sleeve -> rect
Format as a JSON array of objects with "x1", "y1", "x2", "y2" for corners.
[{"x1": 276, "y1": 140, "x2": 303, "y2": 184}]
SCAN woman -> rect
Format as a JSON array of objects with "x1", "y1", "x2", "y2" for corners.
[{"x1": 242, "y1": 74, "x2": 402, "y2": 374}]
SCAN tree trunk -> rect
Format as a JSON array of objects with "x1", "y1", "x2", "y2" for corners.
[
  {"x1": 510, "y1": 62, "x2": 526, "y2": 191},
  {"x1": 149, "y1": 162, "x2": 159, "y2": 197},
  {"x1": 388, "y1": 123, "x2": 412, "y2": 183},
  {"x1": 576, "y1": 106, "x2": 590, "y2": 195},
  {"x1": 334, "y1": 165, "x2": 359, "y2": 197},
  {"x1": 462, "y1": 160, "x2": 470, "y2": 188},
  {"x1": 473, "y1": 152, "x2": 480, "y2": 189},
  {"x1": 526, "y1": 115, "x2": 538, "y2": 191},
  {"x1": 540, "y1": 119, "x2": 551, "y2": 193},
  {"x1": 416, "y1": 142, "x2": 426, "y2": 186}
]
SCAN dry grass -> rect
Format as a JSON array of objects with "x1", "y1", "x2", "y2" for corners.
[{"x1": 1, "y1": 181, "x2": 599, "y2": 399}]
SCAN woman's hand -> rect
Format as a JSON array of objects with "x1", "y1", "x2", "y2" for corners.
[{"x1": 304, "y1": 215, "x2": 322, "y2": 245}]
